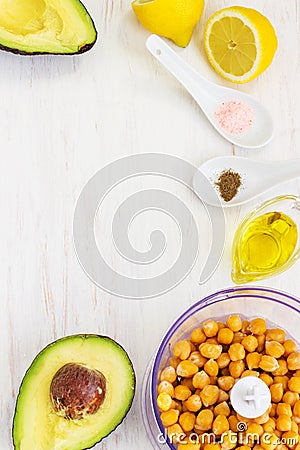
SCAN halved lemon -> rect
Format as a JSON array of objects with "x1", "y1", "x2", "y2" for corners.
[
  {"x1": 204, "y1": 6, "x2": 278, "y2": 83},
  {"x1": 132, "y1": 0, "x2": 205, "y2": 48}
]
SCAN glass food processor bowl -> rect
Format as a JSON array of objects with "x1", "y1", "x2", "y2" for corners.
[{"x1": 142, "y1": 286, "x2": 300, "y2": 450}]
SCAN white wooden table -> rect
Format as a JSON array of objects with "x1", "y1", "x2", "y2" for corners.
[{"x1": 1, "y1": 1, "x2": 300, "y2": 449}]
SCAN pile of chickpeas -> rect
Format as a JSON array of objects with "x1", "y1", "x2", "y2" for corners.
[{"x1": 156, "y1": 315, "x2": 300, "y2": 450}]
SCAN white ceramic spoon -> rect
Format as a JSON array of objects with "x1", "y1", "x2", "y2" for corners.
[
  {"x1": 193, "y1": 156, "x2": 300, "y2": 207},
  {"x1": 146, "y1": 35, "x2": 274, "y2": 149}
]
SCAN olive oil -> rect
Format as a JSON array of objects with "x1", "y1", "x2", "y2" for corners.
[{"x1": 232, "y1": 211, "x2": 298, "y2": 283}]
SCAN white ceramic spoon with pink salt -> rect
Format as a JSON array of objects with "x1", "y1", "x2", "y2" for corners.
[{"x1": 146, "y1": 35, "x2": 274, "y2": 149}]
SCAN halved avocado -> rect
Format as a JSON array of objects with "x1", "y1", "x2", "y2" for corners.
[
  {"x1": 13, "y1": 335, "x2": 136, "y2": 450},
  {"x1": 0, "y1": 0, "x2": 97, "y2": 55}
]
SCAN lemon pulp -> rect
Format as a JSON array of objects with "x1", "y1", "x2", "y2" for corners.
[{"x1": 204, "y1": 7, "x2": 278, "y2": 83}]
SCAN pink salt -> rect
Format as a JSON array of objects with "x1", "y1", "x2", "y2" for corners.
[{"x1": 215, "y1": 100, "x2": 254, "y2": 135}]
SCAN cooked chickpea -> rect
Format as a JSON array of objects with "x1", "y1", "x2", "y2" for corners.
[
  {"x1": 160, "y1": 409, "x2": 179, "y2": 427},
  {"x1": 263, "y1": 418, "x2": 276, "y2": 433},
  {"x1": 218, "y1": 328, "x2": 234, "y2": 345},
  {"x1": 232, "y1": 332, "x2": 246, "y2": 344},
  {"x1": 196, "y1": 408, "x2": 214, "y2": 431},
  {"x1": 218, "y1": 389, "x2": 230, "y2": 403},
  {"x1": 228, "y1": 415, "x2": 239, "y2": 432},
  {"x1": 218, "y1": 376, "x2": 235, "y2": 391},
  {"x1": 190, "y1": 328, "x2": 207, "y2": 344},
  {"x1": 200, "y1": 385, "x2": 219, "y2": 407},
  {"x1": 167, "y1": 423, "x2": 184, "y2": 443},
  {"x1": 291, "y1": 420, "x2": 299, "y2": 432},
  {"x1": 287, "y1": 353, "x2": 300, "y2": 371},
  {"x1": 288, "y1": 377, "x2": 300, "y2": 393},
  {"x1": 259, "y1": 355, "x2": 280, "y2": 372},
  {"x1": 185, "y1": 394, "x2": 202, "y2": 412},
  {"x1": 273, "y1": 359, "x2": 288, "y2": 376},
  {"x1": 229, "y1": 343, "x2": 246, "y2": 362},
  {"x1": 217, "y1": 353, "x2": 231, "y2": 369},
  {"x1": 161, "y1": 366, "x2": 177, "y2": 383},
  {"x1": 241, "y1": 370, "x2": 260, "y2": 378},
  {"x1": 226, "y1": 315, "x2": 242, "y2": 332},
  {"x1": 257, "y1": 335, "x2": 266, "y2": 352},
  {"x1": 274, "y1": 376, "x2": 289, "y2": 391},
  {"x1": 293, "y1": 399, "x2": 300, "y2": 417},
  {"x1": 177, "y1": 360, "x2": 199, "y2": 378},
  {"x1": 277, "y1": 403, "x2": 292, "y2": 417},
  {"x1": 277, "y1": 415, "x2": 292, "y2": 432},
  {"x1": 283, "y1": 391, "x2": 299, "y2": 406},
  {"x1": 260, "y1": 373, "x2": 274, "y2": 387},
  {"x1": 215, "y1": 401, "x2": 231, "y2": 417},
  {"x1": 205, "y1": 359, "x2": 219, "y2": 377},
  {"x1": 265, "y1": 341, "x2": 285, "y2": 359},
  {"x1": 229, "y1": 360, "x2": 245, "y2": 378},
  {"x1": 281, "y1": 431, "x2": 299, "y2": 448},
  {"x1": 221, "y1": 430, "x2": 238, "y2": 449},
  {"x1": 158, "y1": 381, "x2": 174, "y2": 396},
  {"x1": 179, "y1": 411, "x2": 196, "y2": 432},
  {"x1": 213, "y1": 415, "x2": 230, "y2": 435},
  {"x1": 202, "y1": 320, "x2": 219, "y2": 338},
  {"x1": 284, "y1": 340, "x2": 298, "y2": 356},
  {"x1": 269, "y1": 404, "x2": 277, "y2": 417},
  {"x1": 157, "y1": 392, "x2": 173, "y2": 411},
  {"x1": 173, "y1": 340, "x2": 192, "y2": 360},
  {"x1": 260, "y1": 432, "x2": 278, "y2": 450},
  {"x1": 270, "y1": 383, "x2": 284, "y2": 403},
  {"x1": 242, "y1": 335, "x2": 258, "y2": 352},
  {"x1": 255, "y1": 412, "x2": 270, "y2": 425},
  {"x1": 266, "y1": 329, "x2": 286, "y2": 344},
  {"x1": 169, "y1": 357, "x2": 181, "y2": 369},
  {"x1": 246, "y1": 423, "x2": 264, "y2": 443},
  {"x1": 189, "y1": 351, "x2": 207, "y2": 368},
  {"x1": 200, "y1": 343, "x2": 223, "y2": 359},
  {"x1": 248, "y1": 318, "x2": 267, "y2": 336},
  {"x1": 174, "y1": 385, "x2": 192, "y2": 401},
  {"x1": 193, "y1": 370, "x2": 210, "y2": 389},
  {"x1": 247, "y1": 352, "x2": 262, "y2": 370}
]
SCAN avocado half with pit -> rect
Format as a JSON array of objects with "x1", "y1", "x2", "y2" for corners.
[
  {"x1": 0, "y1": 0, "x2": 97, "y2": 55},
  {"x1": 13, "y1": 335, "x2": 136, "y2": 450}
]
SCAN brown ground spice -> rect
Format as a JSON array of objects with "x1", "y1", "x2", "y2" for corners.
[{"x1": 215, "y1": 169, "x2": 242, "y2": 202}]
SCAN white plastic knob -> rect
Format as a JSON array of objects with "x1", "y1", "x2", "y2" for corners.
[{"x1": 230, "y1": 376, "x2": 271, "y2": 419}]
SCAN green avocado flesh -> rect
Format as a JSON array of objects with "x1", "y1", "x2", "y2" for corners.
[
  {"x1": 13, "y1": 335, "x2": 136, "y2": 450},
  {"x1": 0, "y1": 0, "x2": 97, "y2": 54}
]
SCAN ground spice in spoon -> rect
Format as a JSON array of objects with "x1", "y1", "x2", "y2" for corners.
[{"x1": 215, "y1": 169, "x2": 242, "y2": 202}]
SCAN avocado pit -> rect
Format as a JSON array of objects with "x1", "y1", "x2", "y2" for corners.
[{"x1": 50, "y1": 363, "x2": 106, "y2": 420}]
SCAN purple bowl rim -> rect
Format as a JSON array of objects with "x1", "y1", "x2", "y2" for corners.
[{"x1": 151, "y1": 286, "x2": 300, "y2": 449}]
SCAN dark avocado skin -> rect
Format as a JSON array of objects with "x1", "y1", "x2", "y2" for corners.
[
  {"x1": 12, "y1": 334, "x2": 136, "y2": 450},
  {"x1": 0, "y1": 40, "x2": 96, "y2": 56},
  {"x1": 0, "y1": 0, "x2": 98, "y2": 56}
]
